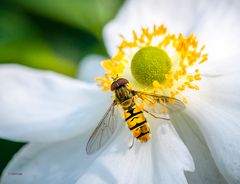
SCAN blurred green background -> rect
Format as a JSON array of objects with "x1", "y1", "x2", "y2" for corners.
[{"x1": 0, "y1": 0, "x2": 123, "y2": 175}]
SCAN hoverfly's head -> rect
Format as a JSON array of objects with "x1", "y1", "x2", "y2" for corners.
[{"x1": 110, "y1": 78, "x2": 129, "y2": 91}]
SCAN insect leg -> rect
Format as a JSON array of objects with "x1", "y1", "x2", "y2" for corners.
[
  {"x1": 129, "y1": 137, "x2": 135, "y2": 150},
  {"x1": 142, "y1": 109, "x2": 170, "y2": 120}
]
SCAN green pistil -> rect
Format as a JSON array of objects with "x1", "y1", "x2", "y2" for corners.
[{"x1": 131, "y1": 46, "x2": 172, "y2": 86}]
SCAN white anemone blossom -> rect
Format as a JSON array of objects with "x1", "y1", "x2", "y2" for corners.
[{"x1": 1, "y1": 0, "x2": 240, "y2": 183}]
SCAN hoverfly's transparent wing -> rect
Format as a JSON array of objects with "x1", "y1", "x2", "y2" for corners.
[
  {"x1": 133, "y1": 90, "x2": 185, "y2": 114},
  {"x1": 86, "y1": 101, "x2": 119, "y2": 155}
]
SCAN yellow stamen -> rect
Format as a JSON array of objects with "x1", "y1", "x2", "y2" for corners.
[{"x1": 97, "y1": 24, "x2": 208, "y2": 104}]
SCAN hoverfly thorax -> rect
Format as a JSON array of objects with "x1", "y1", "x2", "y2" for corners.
[{"x1": 111, "y1": 78, "x2": 134, "y2": 109}]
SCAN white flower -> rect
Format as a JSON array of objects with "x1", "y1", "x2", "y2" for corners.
[{"x1": 1, "y1": 0, "x2": 240, "y2": 184}]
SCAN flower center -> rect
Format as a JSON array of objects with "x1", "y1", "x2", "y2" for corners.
[
  {"x1": 96, "y1": 24, "x2": 208, "y2": 104},
  {"x1": 131, "y1": 46, "x2": 171, "y2": 86}
]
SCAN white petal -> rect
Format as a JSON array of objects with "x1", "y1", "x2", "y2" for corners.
[
  {"x1": 199, "y1": 54, "x2": 240, "y2": 77},
  {"x1": 0, "y1": 64, "x2": 111, "y2": 142},
  {"x1": 196, "y1": 0, "x2": 240, "y2": 74},
  {"x1": 1, "y1": 119, "x2": 194, "y2": 184},
  {"x1": 199, "y1": 73, "x2": 240, "y2": 98},
  {"x1": 186, "y1": 94, "x2": 240, "y2": 184},
  {"x1": 1, "y1": 133, "x2": 90, "y2": 184},
  {"x1": 196, "y1": 1, "x2": 240, "y2": 60},
  {"x1": 103, "y1": 0, "x2": 211, "y2": 56},
  {"x1": 170, "y1": 111, "x2": 228, "y2": 184},
  {"x1": 77, "y1": 118, "x2": 194, "y2": 184},
  {"x1": 78, "y1": 55, "x2": 106, "y2": 83}
]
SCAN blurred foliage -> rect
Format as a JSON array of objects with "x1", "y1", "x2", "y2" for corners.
[
  {"x1": 0, "y1": 10, "x2": 78, "y2": 76},
  {"x1": 0, "y1": 139, "x2": 24, "y2": 176},
  {"x1": 0, "y1": 0, "x2": 123, "y2": 76},
  {"x1": 10, "y1": 0, "x2": 123, "y2": 38},
  {"x1": 0, "y1": 0, "x2": 123, "y2": 176}
]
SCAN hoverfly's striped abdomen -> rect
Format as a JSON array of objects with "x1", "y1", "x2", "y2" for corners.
[{"x1": 124, "y1": 105, "x2": 151, "y2": 142}]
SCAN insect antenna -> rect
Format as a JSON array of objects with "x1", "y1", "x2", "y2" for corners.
[{"x1": 111, "y1": 74, "x2": 119, "y2": 81}]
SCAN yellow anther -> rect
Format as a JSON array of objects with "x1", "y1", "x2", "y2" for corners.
[
  {"x1": 187, "y1": 75, "x2": 194, "y2": 82},
  {"x1": 194, "y1": 74, "x2": 202, "y2": 80},
  {"x1": 177, "y1": 86, "x2": 185, "y2": 91},
  {"x1": 182, "y1": 96, "x2": 188, "y2": 104}
]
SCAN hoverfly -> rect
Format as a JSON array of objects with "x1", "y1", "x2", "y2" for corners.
[{"x1": 86, "y1": 78, "x2": 185, "y2": 154}]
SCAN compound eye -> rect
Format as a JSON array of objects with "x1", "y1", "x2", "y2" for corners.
[
  {"x1": 116, "y1": 78, "x2": 129, "y2": 86},
  {"x1": 110, "y1": 78, "x2": 129, "y2": 91},
  {"x1": 110, "y1": 81, "x2": 118, "y2": 91}
]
